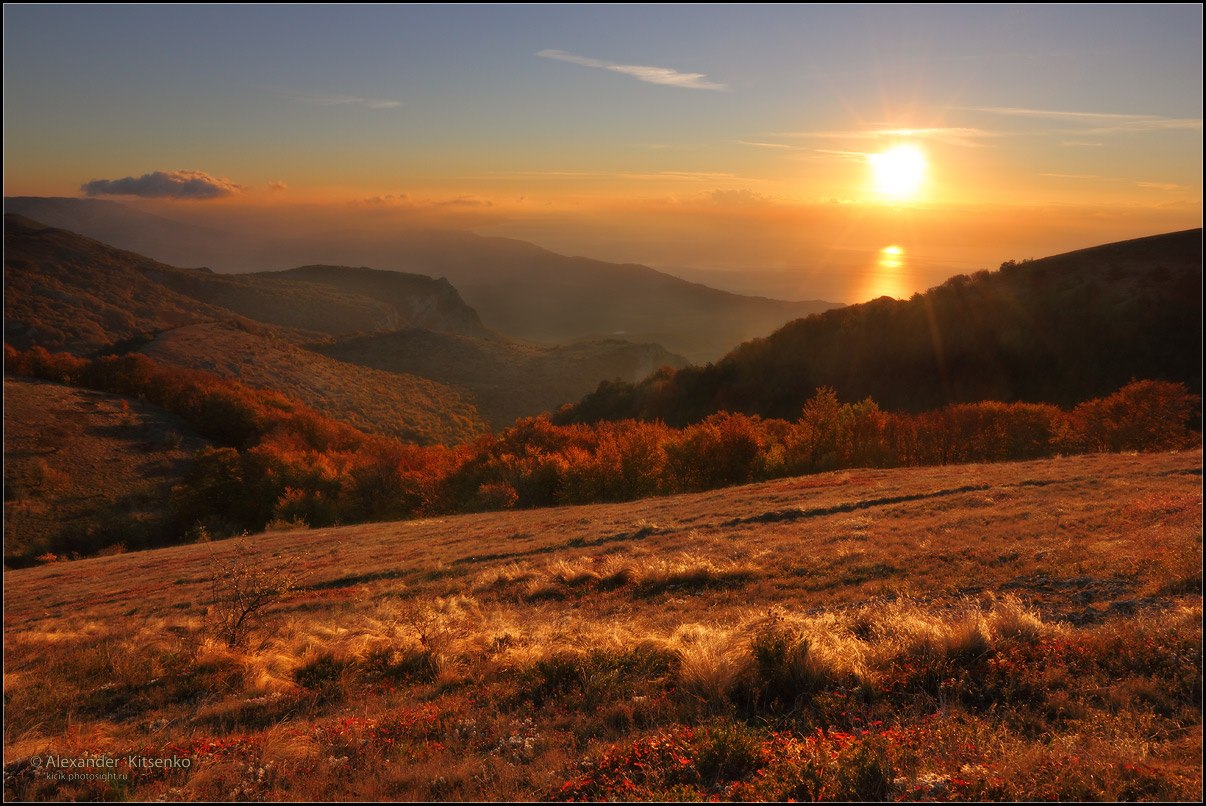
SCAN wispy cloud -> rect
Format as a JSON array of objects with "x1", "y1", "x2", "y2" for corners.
[
  {"x1": 1060, "y1": 140, "x2": 1104, "y2": 147},
  {"x1": 81, "y1": 169, "x2": 241, "y2": 200},
  {"x1": 813, "y1": 148, "x2": 874, "y2": 162},
  {"x1": 769, "y1": 126, "x2": 998, "y2": 147},
  {"x1": 736, "y1": 140, "x2": 804, "y2": 150},
  {"x1": 963, "y1": 106, "x2": 1201, "y2": 133},
  {"x1": 485, "y1": 170, "x2": 605, "y2": 178},
  {"x1": 620, "y1": 171, "x2": 750, "y2": 181},
  {"x1": 287, "y1": 91, "x2": 402, "y2": 109},
  {"x1": 1040, "y1": 173, "x2": 1187, "y2": 191},
  {"x1": 537, "y1": 49, "x2": 727, "y2": 91},
  {"x1": 1040, "y1": 172, "x2": 1113, "y2": 181}
]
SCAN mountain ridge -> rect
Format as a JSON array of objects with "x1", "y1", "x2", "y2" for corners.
[
  {"x1": 3, "y1": 197, "x2": 844, "y2": 362},
  {"x1": 558, "y1": 228, "x2": 1203, "y2": 425}
]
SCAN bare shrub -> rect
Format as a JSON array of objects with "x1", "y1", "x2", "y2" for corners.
[
  {"x1": 365, "y1": 595, "x2": 482, "y2": 682},
  {"x1": 207, "y1": 537, "x2": 303, "y2": 648}
]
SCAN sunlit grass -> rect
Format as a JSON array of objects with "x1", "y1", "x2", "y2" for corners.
[{"x1": 4, "y1": 449, "x2": 1201, "y2": 800}]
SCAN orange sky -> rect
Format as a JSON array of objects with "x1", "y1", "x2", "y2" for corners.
[{"x1": 4, "y1": 5, "x2": 1202, "y2": 302}]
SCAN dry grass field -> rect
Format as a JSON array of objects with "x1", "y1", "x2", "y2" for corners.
[
  {"x1": 3, "y1": 449, "x2": 1201, "y2": 801},
  {"x1": 3, "y1": 377, "x2": 211, "y2": 565}
]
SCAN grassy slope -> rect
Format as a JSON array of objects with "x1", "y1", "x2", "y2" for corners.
[
  {"x1": 137, "y1": 321, "x2": 488, "y2": 445},
  {"x1": 4, "y1": 449, "x2": 1200, "y2": 800},
  {"x1": 3, "y1": 377, "x2": 211, "y2": 565},
  {"x1": 3, "y1": 216, "x2": 235, "y2": 352}
]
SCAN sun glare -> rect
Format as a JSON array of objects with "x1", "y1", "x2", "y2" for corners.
[{"x1": 870, "y1": 144, "x2": 926, "y2": 200}]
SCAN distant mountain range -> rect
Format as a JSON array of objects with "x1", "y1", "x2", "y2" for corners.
[
  {"x1": 6, "y1": 209, "x2": 1199, "y2": 567},
  {"x1": 4, "y1": 197, "x2": 843, "y2": 362},
  {"x1": 4, "y1": 214, "x2": 487, "y2": 350},
  {"x1": 4, "y1": 213, "x2": 687, "y2": 438},
  {"x1": 558, "y1": 229, "x2": 1203, "y2": 425}
]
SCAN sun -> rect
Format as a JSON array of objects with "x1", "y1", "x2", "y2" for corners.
[{"x1": 869, "y1": 144, "x2": 926, "y2": 200}]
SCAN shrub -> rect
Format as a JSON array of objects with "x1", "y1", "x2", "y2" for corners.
[
  {"x1": 1071, "y1": 380, "x2": 1199, "y2": 452},
  {"x1": 206, "y1": 537, "x2": 302, "y2": 648},
  {"x1": 294, "y1": 652, "x2": 349, "y2": 699},
  {"x1": 692, "y1": 720, "x2": 762, "y2": 786},
  {"x1": 741, "y1": 614, "x2": 839, "y2": 712},
  {"x1": 833, "y1": 737, "x2": 896, "y2": 800},
  {"x1": 359, "y1": 646, "x2": 440, "y2": 685}
]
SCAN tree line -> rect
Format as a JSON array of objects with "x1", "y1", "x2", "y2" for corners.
[{"x1": 7, "y1": 345, "x2": 1199, "y2": 552}]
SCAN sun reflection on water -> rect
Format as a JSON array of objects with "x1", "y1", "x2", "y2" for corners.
[{"x1": 857, "y1": 244, "x2": 914, "y2": 300}]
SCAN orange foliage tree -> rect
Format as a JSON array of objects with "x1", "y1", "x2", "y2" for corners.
[{"x1": 6, "y1": 343, "x2": 1200, "y2": 555}]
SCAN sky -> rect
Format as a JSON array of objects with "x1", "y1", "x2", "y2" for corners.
[{"x1": 3, "y1": 4, "x2": 1202, "y2": 302}]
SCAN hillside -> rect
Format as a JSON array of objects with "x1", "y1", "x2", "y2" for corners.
[
  {"x1": 3, "y1": 215, "x2": 236, "y2": 351},
  {"x1": 414, "y1": 237, "x2": 842, "y2": 363},
  {"x1": 4, "y1": 195, "x2": 223, "y2": 265},
  {"x1": 560, "y1": 229, "x2": 1204, "y2": 426},
  {"x1": 5, "y1": 214, "x2": 697, "y2": 432},
  {"x1": 255, "y1": 265, "x2": 489, "y2": 338},
  {"x1": 3, "y1": 198, "x2": 843, "y2": 362},
  {"x1": 3, "y1": 376, "x2": 211, "y2": 566},
  {"x1": 137, "y1": 321, "x2": 488, "y2": 444},
  {"x1": 3, "y1": 214, "x2": 488, "y2": 351},
  {"x1": 318, "y1": 328, "x2": 687, "y2": 428},
  {"x1": 4, "y1": 449, "x2": 1200, "y2": 800}
]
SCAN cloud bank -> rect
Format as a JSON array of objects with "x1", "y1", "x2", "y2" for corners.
[
  {"x1": 537, "y1": 49, "x2": 726, "y2": 90},
  {"x1": 81, "y1": 169, "x2": 242, "y2": 200}
]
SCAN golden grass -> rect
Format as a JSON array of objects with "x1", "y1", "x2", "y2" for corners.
[
  {"x1": 475, "y1": 551, "x2": 759, "y2": 601},
  {"x1": 3, "y1": 377, "x2": 210, "y2": 564},
  {"x1": 3, "y1": 449, "x2": 1201, "y2": 800}
]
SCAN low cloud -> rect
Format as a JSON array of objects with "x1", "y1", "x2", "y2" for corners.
[
  {"x1": 267, "y1": 181, "x2": 289, "y2": 192},
  {"x1": 537, "y1": 49, "x2": 727, "y2": 91},
  {"x1": 356, "y1": 193, "x2": 412, "y2": 207},
  {"x1": 709, "y1": 189, "x2": 774, "y2": 206},
  {"x1": 353, "y1": 193, "x2": 492, "y2": 209},
  {"x1": 81, "y1": 169, "x2": 241, "y2": 200},
  {"x1": 434, "y1": 195, "x2": 492, "y2": 208}
]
